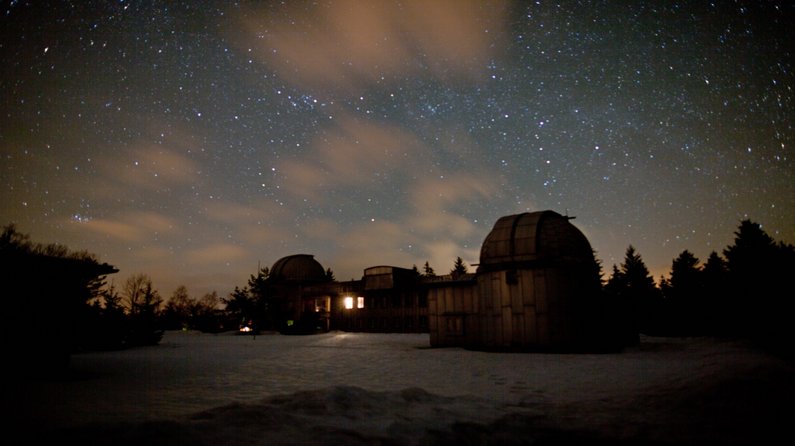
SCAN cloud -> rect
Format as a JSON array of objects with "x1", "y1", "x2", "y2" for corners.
[
  {"x1": 202, "y1": 200, "x2": 276, "y2": 225},
  {"x1": 327, "y1": 219, "x2": 419, "y2": 277},
  {"x1": 279, "y1": 114, "x2": 425, "y2": 200},
  {"x1": 408, "y1": 172, "x2": 498, "y2": 237},
  {"x1": 136, "y1": 211, "x2": 178, "y2": 234},
  {"x1": 424, "y1": 239, "x2": 480, "y2": 274},
  {"x1": 231, "y1": 0, "x2": 509, "y2": 96},
  {"x1": 187, "y1": 243, "x2": 250, "y2": 266},
  {"x1": 74, "y1": 218, "x2": 143, "y2": 242},
  {"x1": 113, "y1": 146, "x2": 201, "y2": 191},
  {"x1": 199, "y1": 199, "x2": 299, "y2": 247},
  {"x1": 70, "y1": 211, "x2": 177, "y2": 242}
]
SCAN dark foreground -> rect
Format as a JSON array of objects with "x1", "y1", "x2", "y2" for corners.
[{"x1": 8, "y1": 332, "x2": 793, "y2": 445}]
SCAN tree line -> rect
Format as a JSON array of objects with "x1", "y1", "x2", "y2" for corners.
[{"x1": 601, "y1": 219, "x2": 795, "y2": 355}]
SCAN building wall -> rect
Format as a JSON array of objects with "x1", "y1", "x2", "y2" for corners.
[
  {"x1": 427, "y1": 278, "x2": 478, "y2": 347},
  {"x1": 428, "y1": 265, "x2": 596, "y2": 350},
  {"x1": 329, "y1": 272, "x2": 429, "y2": 333}
]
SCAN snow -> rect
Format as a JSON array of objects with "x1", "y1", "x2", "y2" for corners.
[{"x1": 9, "y1": 331, "x2": 794, "y2": 445}]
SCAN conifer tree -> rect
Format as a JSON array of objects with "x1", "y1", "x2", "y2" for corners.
[
  {"x1": 723, "y1": 219, "x2": 795, "y2": 353},
  {"x1": 666, "y1": 250, "x2": 704, "y2": 334},
  {"x1": 669, "y1": 250, "x2": 701, "y2": 297},
  {"x1": 423, "y1": 261, "x2": 436, "y2": 277},
  {"x1": 606, "y1": 245, "x2": 660, "y2": 340},
  {"x1": 450, "y1": 256, "x2": 468, "y2": 278}
]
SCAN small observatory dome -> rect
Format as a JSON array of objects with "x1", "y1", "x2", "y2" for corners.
[
  {"x1": 478, "y1": 210, "x2": 594, "y2": 272},
  {"x1": 270, "y1": 254, "x2": 328, "y2": 282}
]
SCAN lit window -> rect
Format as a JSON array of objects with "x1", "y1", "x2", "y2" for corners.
[
  {"x1": 357, "y1": 297, "x2": 365, "y2": 309},
  {"x1": 344, "y1": 297, "x2": 354, "y2": 309}
]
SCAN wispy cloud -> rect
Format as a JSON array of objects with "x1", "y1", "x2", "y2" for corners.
[
  {"x1": 112, "y1": 146, "x2": 201, "y2": 191},
  {"x1": 408, "y1": 173, "x2": 498, "y2": 236},
  {"x1": 74, "y1": 218, "x2": 143, "y2": 242},
  {"x1": 231, "y1": 0, "x2": 509, "y2": 96},
  {"x1": 279, "y1": 114, "x2": 424, "y2": 200},
  {"x1": 187, "y1": 243, "x2": 250, "y2": 266},
  {"x1": 70, "y1": 211, "x2": 177, "y2": 242}
]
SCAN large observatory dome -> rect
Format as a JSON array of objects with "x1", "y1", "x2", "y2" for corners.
[
  {"x1": 478, "y1": 211, "x2": 594, "y2": 273},
  {"x1": 270, "y1": 254, "x2": 327, "y2": 282}
]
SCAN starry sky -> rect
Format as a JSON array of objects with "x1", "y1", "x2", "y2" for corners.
[{"x1": 2, "y1": 0, "x2": 793, "y2": 298}]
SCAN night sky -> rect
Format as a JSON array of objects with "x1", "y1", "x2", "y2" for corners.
[{"x1": 2, "y1": 1, "x2": 793, "y2": 297}]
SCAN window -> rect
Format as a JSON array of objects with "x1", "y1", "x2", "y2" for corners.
[{"x1": 344, "y1": 296, "x2": 364, "y2": 310}]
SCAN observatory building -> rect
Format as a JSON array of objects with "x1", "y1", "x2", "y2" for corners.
[
  {"x1": 263, "y1": 210, "x2": 612, "y2": 351},
  {"x1": 427, "y1": 210, "x2": 604, "y2": 350}
]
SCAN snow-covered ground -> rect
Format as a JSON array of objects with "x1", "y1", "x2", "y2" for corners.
[{"x1": 9, "y1": 330, "x2": 794, "y2": 445}]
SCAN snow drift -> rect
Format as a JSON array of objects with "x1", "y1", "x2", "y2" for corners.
[{"x1": 9, "y1": 331, "x2": 793, "y2": 445}]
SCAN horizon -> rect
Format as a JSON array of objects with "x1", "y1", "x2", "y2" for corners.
[{"x1": 7, "y1": 211, "x2": 782, "y2": 300}]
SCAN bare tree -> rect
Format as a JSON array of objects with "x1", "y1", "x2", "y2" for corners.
[{"x1": 122, "y1": 273, "x2": 162, "y2": 317}]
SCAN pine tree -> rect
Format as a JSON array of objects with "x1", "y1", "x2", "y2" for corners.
[
  {"x1": 245, "y1": 266, "x2": 273, "y2": 330},
  {"x1": 666, "y1": 250, "x2": 703, "y2": 334},
  {"x1": 604, "y1": 264, "x2": 625, "y2": 296},
  {"x1": 702, "y1": 251, "x2": 728, "y2": 283},
  {"x1": 248, "y1": 267, "x2": 270, "y2": 300},
  {"x1": 723, "y1": 220, "x2": 777, "y2": 276},
  {"x1": 224, "y1": 286, "x2": 257, "y2": 330},
  {"x1": 621, "y1": 246, "x2": 656, "y2": 296},
  {"x1": 423, "y1": 261, "x2": 436, "y2": 277},
  {"x1": 606, "y1": 245, "x2": 660, "y2": 339},
  {"x1": 450, "y1": 256, "x2": 468, "y2": 278},
  {"x1": 592, "y1": 249, "x2": 606, "y2": 286},
  {"x1": 669, "y1": 250, "x2": 701, "y2": 297},
  {"x1": 723, "y1": 219, "x2": 795, "y2": 353}
]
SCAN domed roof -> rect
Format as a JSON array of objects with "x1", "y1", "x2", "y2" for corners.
[
  {"x1": 270, "y1": 254, "x2": 328, "y2": 282},
  {"x1": 478, "y1": 211, "x2": 594, "y2": 272}
]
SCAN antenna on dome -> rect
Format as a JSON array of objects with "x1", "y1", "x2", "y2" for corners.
[{"x1": 565, "y1": 208, "x2": 576, "y2": 220}]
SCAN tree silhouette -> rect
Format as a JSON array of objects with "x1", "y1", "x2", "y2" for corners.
[
  {"x1": 161, "y1": 285, "x2": 193, "y2": 330},
  {"x1": 81, "y1": 283, "x2": 129, "y2": 350},
  {"x1": 669, "y1": 250, "x2": 701, "y2": 295},
  {"x1": 1, "y1": 224, "x2": 118, "y2": 374},
  {"x1": 423, "y1": 261, "x2": 436, "y2": 277},
  {"x1": 450, "y1": 256, "x2": 468, "y2": 278},
  {"x1": 701, "y1": 251, "x2": 729, "y2": 334},
  {"x1": 723, "y1": 219, "x2": 795, "y2": 353},
  {"x1": 225, "y1": 266, "x2": 273, "y2": 332},
  {"x1": 605, "y1": 245, "x2": 660, "y2": 342},
  {"x1": 592, "y1": 249, "x2": 606, "y2": 286},
  {"x1": 121, "y1": 273, "x2": 163, "y2": 346},
  {"x1": 724, "y1": 220, "x2": 777, "y2": 277},
  {"x1": 160, "y1": 286, "x2": 230, "y2": 333},
  {"x1": 193, "y1": 291, "x2": 225, "y2": 333},
  {"x1": 664, "y1": 250, "x2": 704, "y2": 334},
  {"x1": 122, "y1": 273, "x2": 162, "y2": 316},
  {"x1": 603, "y1": 264, "x2": 624, "y2": 297},
  {"x1": 224, "y1": 286, "x2": 257, "y2": 330}
]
